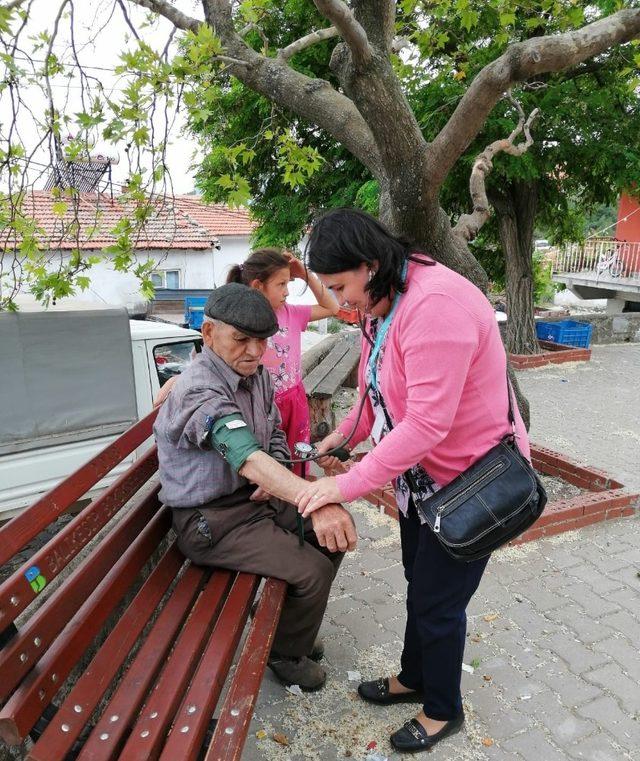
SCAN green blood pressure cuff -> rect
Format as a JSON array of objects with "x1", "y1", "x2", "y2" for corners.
[{"x1": 205, "y1": 413, "x2": 262, "y2": 471}]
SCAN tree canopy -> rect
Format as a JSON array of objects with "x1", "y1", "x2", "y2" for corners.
[{"x1": 1, "y1": 0, "x2": 640, "y2": 316}]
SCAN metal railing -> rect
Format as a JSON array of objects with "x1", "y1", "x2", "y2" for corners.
[{"x1": 553, "y1": 238, "x2": 640, "y2": 283}]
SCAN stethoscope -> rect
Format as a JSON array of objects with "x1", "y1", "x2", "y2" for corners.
[{"x1": 279, "y1": 282, "x2": 398, "y2": 468}]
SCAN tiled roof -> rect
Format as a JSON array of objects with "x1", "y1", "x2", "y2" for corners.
[
  {"x1": 173, "y1": 195, "x2": 256, "y2": 236},
  {"x1": 2, "y1": 190, "x2": 218, "y2": 251}
]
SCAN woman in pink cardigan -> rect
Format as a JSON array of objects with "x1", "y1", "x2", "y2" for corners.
[{"x1": 296, "y1": 208, "x2": 529, "y2": 754}]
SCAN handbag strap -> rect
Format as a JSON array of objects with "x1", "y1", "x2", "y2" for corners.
[{"x1": 505, "y1": 368, "x2": 517, "y2": 437}]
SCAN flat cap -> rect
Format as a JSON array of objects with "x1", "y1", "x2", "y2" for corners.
[{"x1": 204, "y1": 283, "x2": 278, "y2": 339}]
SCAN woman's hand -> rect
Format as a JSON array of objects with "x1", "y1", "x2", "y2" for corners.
[
  {"x1": 315, "y1": 431, "x2": 349, "y2": 471},
  {"x1": 153, "y1": 376, "x2": 177, "y2": 408},
  {"x1": 296, "y1": 476, "x2": 344, "y2": 518},
  {"x1": 283, "y1": 250, "x2": 307, "y2": 281}
]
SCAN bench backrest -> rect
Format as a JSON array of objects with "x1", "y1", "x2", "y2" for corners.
[{"x1": 0, "y1": 408, "x2": 286, "y2": 760}]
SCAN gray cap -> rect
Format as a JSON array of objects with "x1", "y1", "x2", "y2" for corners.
[{"x1": 204, "y1": 283, "x2": 278, "y2": 339}]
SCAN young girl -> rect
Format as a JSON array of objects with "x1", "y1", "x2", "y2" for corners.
[{"x1": 226, "y1": 248, "x2": 339, "y2": 465}]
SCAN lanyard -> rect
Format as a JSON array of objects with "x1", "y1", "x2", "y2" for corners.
[{"x1": 368, "y1": 261, "x2": 407, "y2": 392}]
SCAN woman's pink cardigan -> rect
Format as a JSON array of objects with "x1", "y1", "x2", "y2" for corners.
[{"x1": 335, "y1": 259, "x2": 530, "y2": 502}]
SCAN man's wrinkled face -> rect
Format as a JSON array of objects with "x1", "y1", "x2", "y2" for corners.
[{"x1": 202, "y1": 319, "x2": 267, "y2": 376}]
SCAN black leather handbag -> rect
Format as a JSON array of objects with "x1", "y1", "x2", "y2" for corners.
[
  {"x1": 415, "y1": 442, "x2": 546, "y2": 562},
  {"x1": 387, "y1": 374, "x2": 547, "y2": 562}
]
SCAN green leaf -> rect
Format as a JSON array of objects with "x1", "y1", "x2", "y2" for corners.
[
  {"x1": 216, "y1": 174, "x2": 235, "y2": 190},
  {"x1": 52, "y1": 201, "x2": 68, "y2": 217}
]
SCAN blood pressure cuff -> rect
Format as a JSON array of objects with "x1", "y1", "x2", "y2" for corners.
[{"x1": 205, "y1": 413, "x2": 262, "y2": 471}]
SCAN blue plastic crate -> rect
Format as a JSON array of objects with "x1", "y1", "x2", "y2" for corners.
[
  {"x1": 184, "y1": 296, "x2": 207, "y2": 330},
  {"x1": 536, "y1": 320, "x2": 592, "y2": 348}
]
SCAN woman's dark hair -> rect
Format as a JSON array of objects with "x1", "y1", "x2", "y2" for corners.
[
  {"x1": 226, "y1": 247, "x2": 290, "y2": 286},
  {"x1": 305, "y1": 208, "x2": 431, "y2": 306}
]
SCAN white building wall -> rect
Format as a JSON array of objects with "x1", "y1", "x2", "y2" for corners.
[
  {"x1": 21, "y1": 235, "x2": 307, "y2": 313},
  {"x1": 213, "y1": 235, "x2": 252, "y2": 286},
  {"x1": 152, "y1": 248, "x2": 216, "y2": 290},
  {"x1": 47, "y1": 247, "x2": 220, "y2": 314}
]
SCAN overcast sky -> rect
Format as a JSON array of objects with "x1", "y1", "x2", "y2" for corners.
[{"x1": 3, "y1": 0, "x2": 205, "y2": 194}]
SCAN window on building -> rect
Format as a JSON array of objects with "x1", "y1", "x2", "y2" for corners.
[{"x1": 151, "y1": 269, "x2": 181, "y2": 288}]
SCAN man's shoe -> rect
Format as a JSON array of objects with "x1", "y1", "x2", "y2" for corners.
[
  {"x1": 358, "y1": 677, "x2": 424, "y2": 705},
  {"x1": 268, "y1": 654, "x2": 326, "y2": 691},
  {"x1": 390, "y1": 713, "x2": 465, "y2": 753},
  {"x1": 309, "y1": 638, "x2": 324, "y2": 662}
]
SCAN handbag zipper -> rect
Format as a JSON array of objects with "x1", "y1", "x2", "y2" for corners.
[{"x1": 433, "y1": 459, "x2": 506, "y2": 533}]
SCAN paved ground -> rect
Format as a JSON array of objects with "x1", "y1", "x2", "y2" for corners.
[
  {"x1": 518, "y1": 343, "x2": 640, "y2": 492},
  {"x1": 243, "y1": 504, "x2": 640, "y2": 761},
  {"x1": 243, "y1": 343, "x2": 640, "y2": 761}
]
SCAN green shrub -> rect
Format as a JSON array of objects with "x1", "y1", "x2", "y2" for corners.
[{"x1": 532, "y1": 252, "x2": 558, "y2": 305}]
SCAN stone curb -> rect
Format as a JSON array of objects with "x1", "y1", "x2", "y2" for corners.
[{"x1": 509, "y1": 340, "x2": 591, "y2": 369}]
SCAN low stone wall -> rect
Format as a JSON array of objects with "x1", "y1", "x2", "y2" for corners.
[{"x1": 532, "y1": 311, "x2": 640, "y2": 344}]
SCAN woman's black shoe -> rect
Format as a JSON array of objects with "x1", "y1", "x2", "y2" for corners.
[
  {"x1": 357, "y1": 677, "x2": 423, "y2": 705},
  {"x1": 390, "y1": 713, "x2": 465, "y2": 753}
]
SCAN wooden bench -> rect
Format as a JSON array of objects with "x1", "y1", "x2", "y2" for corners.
[
  {"x1": 303, "y1": 331, "x2": 361, "y2": 441},
  {"x1": 0, "y1": 409, "x2": 286, "y2": 761}
]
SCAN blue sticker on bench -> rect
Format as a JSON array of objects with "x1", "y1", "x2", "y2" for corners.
[{"x1": 25, "y1": 565, "x2": 47, "y2": 593}]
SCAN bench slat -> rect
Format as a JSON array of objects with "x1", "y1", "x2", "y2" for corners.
[
  {"x1": 26, "y1": 542, "x2": 186, "y2": 761},
  {"x1": 0, "y1": 410, "x2": 159, "y2": 566},
  {"x1": 157, "y1": 573, "x2": 260, "y2": 761},
  {"x1": 80, "y1": 569, "x2": 233, "y2": 761},
  {"x1": 302, "y1": 336, "x2": 352, "y2": 397},
  {"x1": 205, "y1": 578, "x2": 287, "y2": 761},
  {"x1": 0, "y1": 507, "x2": 171, "y2": 746},
  {"x1": 313, "y1": 338, "x2": 360, "y2": 398},
  {"x1": 0, "y1": 488, "x2": 161, "y2": 706},
  {"x1": 0, "y1": 448, "x2": 158, "y2": 629}
]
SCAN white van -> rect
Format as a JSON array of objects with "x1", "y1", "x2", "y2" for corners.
[{"x1": 0, "y1": 304, "x2": 202, "y2": 521}]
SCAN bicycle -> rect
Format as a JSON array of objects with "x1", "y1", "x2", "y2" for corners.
[{"x1": 595, "y1": 247, "x2": 624, "y2": 279}]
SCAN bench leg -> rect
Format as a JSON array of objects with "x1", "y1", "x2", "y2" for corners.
[{"x1": 307, "y1": 397, "x2": 334, "y2": 442}]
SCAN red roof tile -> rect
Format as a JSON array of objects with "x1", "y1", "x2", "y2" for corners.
[
  {"x1": 2, "y1": 190, "x2": 218, "y2": 251},
  {"x1": 173, "y1": 195, "x2": 256, "y2": 236}
]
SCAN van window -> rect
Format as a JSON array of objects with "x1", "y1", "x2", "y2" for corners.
[{"x1": 153, "y1": 340, "x2": 202, "y2": 387}]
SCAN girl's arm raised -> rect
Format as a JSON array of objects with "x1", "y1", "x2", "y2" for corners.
[{"x1": 285, "y1": 251, "x2": 340, "y2": 321}]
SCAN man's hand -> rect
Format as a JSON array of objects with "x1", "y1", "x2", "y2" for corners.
[
  {"x1": 296, "y1": 476, "x2": 343, "y2": 518},
  {"x1": 249, "y1": 486, "x2": 270, "y2": 502},
  {"x1": 311, "y1": 504, "x2": 357, "y2": 553}
]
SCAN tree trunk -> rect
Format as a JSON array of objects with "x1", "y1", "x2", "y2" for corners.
[{"x1": 491, "y1": 181, "x2": 540, "y2": 355}]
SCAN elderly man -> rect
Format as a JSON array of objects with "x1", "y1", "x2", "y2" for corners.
[{"x1": 153, "y1": 283, "x2": 357, "y2": 691}]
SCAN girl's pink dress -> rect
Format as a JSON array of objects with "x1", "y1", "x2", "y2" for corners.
[{"x1": 261, "y1": 303, "x2": 312, "y2": 472}]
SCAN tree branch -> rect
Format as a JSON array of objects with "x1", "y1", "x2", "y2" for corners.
[
  {"x1": 117, "y1": 0, "x2": 141, "y2": 41},
  {"x1": 127, "y1": 0, "x2": 381, "y2": 176},
  {"x1": 240, "y1": 21, "x2": 270, "y2": 51},
  {"x1": 391, "y1": 36, "x2": 411, "y2": 54},
  {"x1": 428, "y1": 8, "x2": 640, "y2": 192},
  {"x1": 453, "y1": 95, "x2": 539, "y2": 242},
  {"x1": 278, "y1": 26, "x2": 338, "y2": 60},
  {"x1": 128, "y1": 0, "x2": 200, "y2": 33},
  {"x1": 352, "y1": 0, "x2": 396, "y2": 51},
  {"x1": 312, "y1": 0, "x2": 373, "y2": 69}
]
